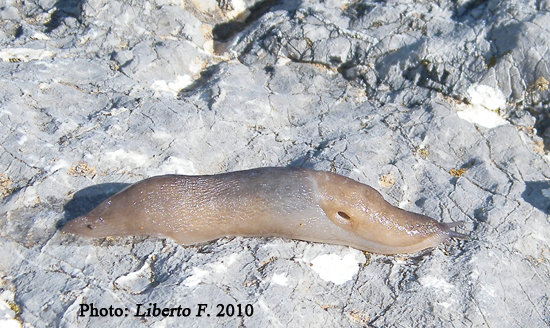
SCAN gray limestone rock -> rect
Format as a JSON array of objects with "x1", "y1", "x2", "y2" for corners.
[{"x1": 1, "y1": 0, "x2": 549, "y2": 327}]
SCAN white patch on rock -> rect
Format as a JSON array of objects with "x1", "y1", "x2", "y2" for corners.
[
  {"x1": 467, "y1": 84, "x2": 506, "y2": 110},
  {"x1": 104, "y1": 149, "x2": 149, "y2": 170},
  {"x1": 151, "y1": 130, "x2": 172, "y2": 141},
  {"x1": 225, "y1": 0, "x2": 247, "y2": 19},
  {"x1": 183, "y1": 253, "x2": 240, "y2": 287},
  {"x1": 0, "y1": 48, "x2": 54, "y2": 62},
  {"x1": 191, "y1": 0, "x2": 217, "y2": 12},
  {"x1": 0, "y1": 290, "x2": 21, "y2": 328},
  {"x1": 16, "y1": 135, "x2": 27, "y2": 146},
  {"x1": 419, "y1": 275, "x2": 455, "y2": 293},
  {"x1": 47, "y1": 159, "x2": 70, "y2": 173},
  {"x1": 271, "y1": 273, "x2": 288, "y2": 286},
  {"x1": 309, "y1": 252, "x2": 362, "y2": 285},
  {"x1": 102, "y1": 107, "x2": 129, "y2": 117},
  {"x1": 155, "y1": 157, "x2": 197, "y2": 175},
  {"x1": 20, "y1": 185, "x2": 39, "y2": 207},
  {"x1": 188, "y1": 57, "x2": 205, "y2": 75},
  {"x1": 207, "y1": 253, "x2": 239, "y2": 274},
  {"x1": 114, "y1": 261, "x2": 154, "y2": 293},
  {"x1": 155, "y1": 0, "x2": 185, "y2": 7},
  {"x1": 183, "y1": 267, "x2": 209, "y2": 287},
  {"x1": 31, "y1": 32, "x2": 50, "y2": 40},
  {"x1": 151, "y1": 75, "x2": 193, "y2": 98},
  {"x1": 153, "y1": 319, "x2": 169, "y2": 328},
  {"x1": 276, "y1": 56, "x2": 292, "y2": 66},
  {"x1": 456, "y1": 84, "x2": 508, "y2": 128}
]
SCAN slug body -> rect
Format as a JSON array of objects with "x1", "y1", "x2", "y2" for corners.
[{"x1": 63, "y1": 167, "x2": 467, "y2": 254}]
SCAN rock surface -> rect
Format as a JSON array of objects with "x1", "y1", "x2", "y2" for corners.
[{"x1": 1, "y1": 0, "x2": 549, "y2": 327}]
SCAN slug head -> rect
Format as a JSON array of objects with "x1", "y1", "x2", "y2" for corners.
[
  {"x1": 314, "y1": 171, "x2": 467, "y2": 253},
  {"x1": 61, "y1": 195, "x2": 138, "y2": 238}
]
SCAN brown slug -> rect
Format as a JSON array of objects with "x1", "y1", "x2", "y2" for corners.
[{"x1": 62, "y1": 167, "x2": 468, "y2": 254}]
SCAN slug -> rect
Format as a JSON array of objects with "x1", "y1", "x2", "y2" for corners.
[{"x1": 62, "y1": 167, "x2": 468, "y2": 254}]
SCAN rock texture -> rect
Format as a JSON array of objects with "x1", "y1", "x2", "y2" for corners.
[{"x1": 1, "y1": 0, "x2": 549, "y2": 327}]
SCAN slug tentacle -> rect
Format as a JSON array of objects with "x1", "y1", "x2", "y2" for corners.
[
  {"x1": 62, "y1": 167, "x2": 468, "y2": 255},
  {"x1": 440, "y1": 222, "x2": 470, "y2": 240}
]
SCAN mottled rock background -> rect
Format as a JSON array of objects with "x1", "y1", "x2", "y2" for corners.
[{"x1": 1, "y1": 0, "x2": 549, "y2": 327}]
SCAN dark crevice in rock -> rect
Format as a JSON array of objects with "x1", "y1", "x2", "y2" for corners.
[
  {"x1": 529, "y1": 107, "x2": 550, "y2": 150},
  {"x1": 213, "y1": 0, "x2": 286, "y2": 43},
  {"x1": 177, "y1": 64, "x2": 221, "y2": 99},
  {"x1": 44, "y1": 0, "x2": 83, "y2": 33},
  {"x1": 342, "y1": 0, "x2": 383, "y2": 19},
  {"x1": 522, "y1": 181, "x2": 550, "y2": 214},
  {"x1": 454, "y1": 0, "x2": 490, "y2": 19}
]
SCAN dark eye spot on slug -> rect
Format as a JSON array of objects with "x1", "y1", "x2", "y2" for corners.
[{"x1": 337, "y1": 211, "x2": 351, "y2": 220}]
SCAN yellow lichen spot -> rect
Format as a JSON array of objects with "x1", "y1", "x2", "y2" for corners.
[
  {"x1": 526, "y1": 254, "x2": 546, "y2": 266},
  {"x1": 518, "y1": 125, "x2": 535, "y2": 135},
  {"x1": 243, "y1": 280, "x2": 258, "y2": 287},
  {"x1": 533, "y1": 139, "x2": 545, "y2": 154},
  {"x1": 348, "y1": 309, "x2": 370, "y2": 325},
  {"x1": 364, "y1": 253, "x2": 371, "y2": 266},
  {"x1": 535, "y1": 76, "x2": 549, "y2": 91},
  {"x1": 8, "y1": 301, "x2": 21, "y2": 318},
  {"x1": 0, "y1": 173, "x2": 14, "y2": 197},
  {"x1": 415, "y1": 146, "x2": 429, "y2": 159},
  {"x1": 69, "y1": 162, "x2": 96, "y2": 178},
  {"x1": 258, "y1": 256, "x2": 277, "y2": 273},
  {"x1": 200, "y1": 24, "x2": 213, "y2": 40},
  {"x1": 380, "y1": 173, "x2": 396, "y2": 187},
  {"x1": 450, "y1": 168, "x2": 467, "y2": 177},
  {"x1": 110, "y1": 62, "x2": 120, "y2": 71},
  {"x1": 354, "y1": 89, "x2": 367, "y2": 102}
]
